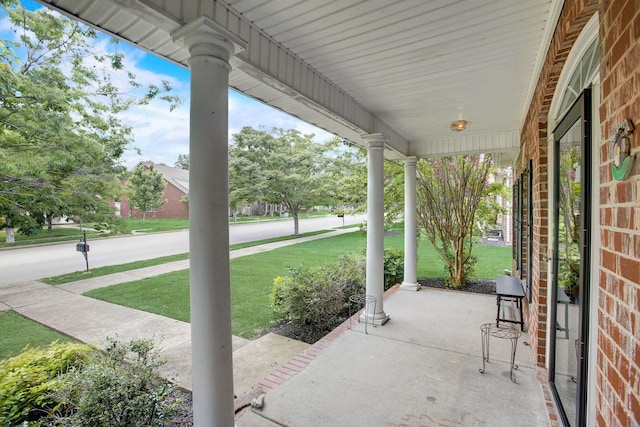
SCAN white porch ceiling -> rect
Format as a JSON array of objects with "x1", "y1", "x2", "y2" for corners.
[{"x1": 36, "y1": 0, "x2": 561, "y2": 164}]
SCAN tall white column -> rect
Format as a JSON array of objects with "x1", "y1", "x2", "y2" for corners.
[
  {"x1": 172, "y1": 19, "x2": 244, "y2": 427},
  {"x1": 363, "y1": 134, "x2": 389, "y2": 325},
  {"x1": 400, "y1": 157, "x2": 420, "y2": 291}
]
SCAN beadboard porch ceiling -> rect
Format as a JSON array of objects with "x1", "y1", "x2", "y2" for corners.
[{"x1": 36, "y1": 0, "x2": 561, "y2": 164}]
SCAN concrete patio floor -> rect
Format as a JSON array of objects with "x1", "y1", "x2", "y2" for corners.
[{"x1": 237, "y1": 286, "x2": 551, "y2": 427}]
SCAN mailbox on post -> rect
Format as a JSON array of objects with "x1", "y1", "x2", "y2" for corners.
[
  {"x1": 76, "y1": 242, "x2": 90, "y2": 253},
  {"x1": 77, "y1": 231, "x2": 90, "y2": 272}
]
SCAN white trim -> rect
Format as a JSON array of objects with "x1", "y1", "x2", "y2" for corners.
[
  {"x1": 586, "y1": 78, "x2": 601, "y2": 427},
  {"x1": 520, "y1": 0, "x2": 565, "y2": 129},
  {"x1": 549, "y1": 13, "x2": 600, "y2": 122},
  {"x1": 546, "y1": 12, "x2": 601, "y2": 424}
]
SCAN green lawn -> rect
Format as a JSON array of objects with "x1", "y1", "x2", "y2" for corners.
[
  {"x1": 0, "y1": 311, "x2": 74, "y2": 360},
  {"x1": 125, "y1": 218, "x2": 189, "y2": 232},
  {"x1": 85, "y1": 231, "x2": 511, "y2": 339},
  {"x1": 0, "y1": 216, "x2": 342, "y2": 249},
  {"x1": 0, "y1": 226, "x2": 104, "y2": 248}
]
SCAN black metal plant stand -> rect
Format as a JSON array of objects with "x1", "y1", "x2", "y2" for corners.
[
  {"x1": 479, "y1": 323, "x2": 521, "y2": 383},
  {"x1": 348, "y1": 294, "x2": 377, "y2": 334}
]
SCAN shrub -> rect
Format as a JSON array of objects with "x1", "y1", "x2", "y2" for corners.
[
  {"x1": 324, "y1": 253, "x2": 366, "y2": 298},
  {"x1": 42, "y1": 338, "x2": 179, "y2": 427},
  {"x1": 383, "y1": 248, "x2": 404, "y2": 290},
  {"x1": 0, "y1": 341, "x2": 94, "y2": 425},
  {"x1": 272, "y1": 254, "x2": 365, "y2": 331}
]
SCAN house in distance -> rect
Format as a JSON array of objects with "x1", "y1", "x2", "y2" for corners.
[{"x1": 115, "y1": 162, "x2": 189, "y2": 219}]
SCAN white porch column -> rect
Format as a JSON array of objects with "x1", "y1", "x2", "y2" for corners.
[
  {"x1": 363, "y1": 133, "x2": 389, "y2": 325},
  {"x1": 172, "y1": 19, "x2": 245, "y2": 427},
  {"x1": 400, "y1": 157, "x2": 420, "y2": 291}
]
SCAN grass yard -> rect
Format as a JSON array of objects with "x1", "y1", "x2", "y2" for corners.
[
  {"x1": 85, "y1": 232, "x2": 368, "y2": 337},
  {"x1": 84, "y1": 230, "x2": 511, "y2": 339},
  {"x1": 0, "y1": 311, "x2": 74, "y2": 360},
  {"x1": 126, "y1": 218, "x2": 189, "y2": 233},
  {"x1": 382, "y1": 234, "x2": 512, "y2": 279},
  {"x1": 0, "y1": 226, "x2": 103, "y2": 248}
]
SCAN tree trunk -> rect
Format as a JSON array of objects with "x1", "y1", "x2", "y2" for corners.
[
  {"x1": 293, "y1": 212, "x2": 299, "y2": 235},
  {"x1": 446, "y1": 237, "x2": 465, "y2": 288},
  {"x1": 5, "y1": 227, "x2": 15, "y2": 244}
]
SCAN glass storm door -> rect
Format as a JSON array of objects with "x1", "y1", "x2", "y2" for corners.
[{"x1": 550, "y1": 89, "x2": 591, "y2": 426}]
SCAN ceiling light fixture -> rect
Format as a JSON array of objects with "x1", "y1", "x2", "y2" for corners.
[{"x1": 450, "y1": 119, "x2": 467, "y2": 132}]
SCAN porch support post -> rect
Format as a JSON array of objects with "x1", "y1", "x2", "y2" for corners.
[
  {"x1": 400, "y1": 156, "x2": 420, "y2": 291},
  {"x1": 363, "y1": 133, "x2": 390, "y2": 325},
  {"x1": 172, "y1": 19, "x2": 244, "y2": 427}
]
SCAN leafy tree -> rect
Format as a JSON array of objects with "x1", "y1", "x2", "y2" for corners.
[
  {"x1": 416, "y1": 155, "x2": 492, "y2": 287},
  {"x1": 229, "y1": 127, "x2": 331, "y2": 235},
  {"x1": 174, "y1": 154, "x2": 189, "y2": 170},
  {"x1": 382, "y1": 161, "x2": 405, "y2": 229},
  {"x1": 324, "y1": 140, "x2": 404, "y2": 226},
  {"x1": 324, "y1": 139, "x2": 366, "y2": 211},
  {"x1": 125, "y1": 163, "x2": 167, "y2": 220},
  {"x1": 0, "y1": 1, "x2": 180, "y2": 242},
  {"x1": 475, "y1": 179, "x2": 510, "y2": 236}
]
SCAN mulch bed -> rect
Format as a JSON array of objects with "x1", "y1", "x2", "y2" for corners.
[{"x1": 418, "y1": 278, "x2": 496, "y2": 295}]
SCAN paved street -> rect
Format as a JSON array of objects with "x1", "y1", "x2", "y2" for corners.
[{"x1": 0, "y1": 214, "x2": 365, "y2": 285}]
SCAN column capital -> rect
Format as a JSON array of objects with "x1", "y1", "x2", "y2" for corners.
[
  {"x1": 404, "y1": 156, "x2": 418, "y2": 167},
  {"x1": 172, "y1": 16, "x2": 246, "y2": 64},
  {"x1": 361, "y1": 133, "x2": 388, "y2": 149}
]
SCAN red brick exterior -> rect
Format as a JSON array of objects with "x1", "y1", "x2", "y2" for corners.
[
  {"x1": 517, "y1": 1, "x2": 640, "y2": 425},
  {"x1": 518, "y1": 0, "x2": 599, "y2": 369},
  {"x1": 597, "y1": 2, "x2": 640, "y2": 425},
  {"x1": 116, "y1": 164, "x2": 189, "y2": 219},
  {"x1": 118, "y1": 180, "x2": 189, "y2": 219}
]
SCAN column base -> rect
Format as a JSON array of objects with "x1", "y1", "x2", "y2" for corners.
[
  {"x1": 399, "y1": 281, "x2": 421, "y2": 291},
  {"x1": 360, "y1": 311, "x2": 390, "y2": 326}
]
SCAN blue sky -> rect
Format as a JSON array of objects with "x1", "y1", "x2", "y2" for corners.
[{"x1": 8, "y1": 1, "x2": 334, "y2": 168}]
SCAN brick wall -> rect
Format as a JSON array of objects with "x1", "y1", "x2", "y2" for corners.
[
  {"x1": 118, "y1": 181, "x2": 188, "y2": 219},
  {"x1": 596, "y1": 1, "x2": 640, "y2": 425},
  {"x1": 518, "y1": 0, "x2": 640, "y2": 424},
  {"x1": 518, "y1": 0, "x2": 598, "y2": 368}
]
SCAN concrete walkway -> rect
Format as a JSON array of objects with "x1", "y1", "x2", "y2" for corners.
[{"x1": 0, "y1": 227, "x2": 552, "y2": 425}]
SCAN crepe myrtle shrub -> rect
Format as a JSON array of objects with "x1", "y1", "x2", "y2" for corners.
[
  {"x1": 271, "y1": 254, "x2": 366, "y2": 332},
  {"x1": 441, "y1": 243, "x2": 477, "y2": 287},
  {"x1": 40, "y1": 338, "x2": 180, "y2": 427},
  {"x1": 0, "y1": 341, "x2": 94, "y2": 426}
]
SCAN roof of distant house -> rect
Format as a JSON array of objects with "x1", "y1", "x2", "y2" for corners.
[{"x1": 139, "y1": 162, "x2": 189, "y2": 194}]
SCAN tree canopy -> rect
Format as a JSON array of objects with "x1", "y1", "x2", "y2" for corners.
[
  {"x1": 125, "y1": 164, "x2": 167, "y2": 221},
  {"x1": 229, "y1": 127, "x2": 335, "y2": 235},
  {"x1": 0, "y1": 1, "x2": 179, "y2": 241}
]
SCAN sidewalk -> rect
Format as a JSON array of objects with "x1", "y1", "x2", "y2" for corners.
[{"x1": 0, "y1": 228, "x2": 356, "y2": 394}]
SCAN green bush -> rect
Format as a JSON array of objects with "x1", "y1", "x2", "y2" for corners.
[
  {"x1": 383, "y1": 248, "x2": 404, "y2": 290},
  {"x1": 0, "y1": 341, "x2": 94, "y2": 425},
  {"x1": 271, "y1": 254, "x2": 365, "y2": 331},
  {"x1": 41, "y1": 338, "x2": 179, "y2": 427}
]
